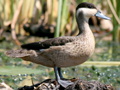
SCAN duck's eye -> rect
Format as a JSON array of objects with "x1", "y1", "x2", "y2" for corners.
[{"x1": 88, "y1": 5, "x2": 92, "y2": 8}]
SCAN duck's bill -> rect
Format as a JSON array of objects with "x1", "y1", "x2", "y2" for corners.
[{"x1": 95, "y1": 10, "x2": 111, "y2": 20}]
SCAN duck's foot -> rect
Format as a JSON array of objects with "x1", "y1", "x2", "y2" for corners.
[
  {"x1": 54, "y1": 67, "x2": 74, "y2": 88},
  {"x1": 58, "y1": 77, "x2": 75, "y2": 87},
  {"x1": 58, "y1": 78, "x2": 74, "y2": 88}
]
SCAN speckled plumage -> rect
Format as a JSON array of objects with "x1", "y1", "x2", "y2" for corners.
[{"x1": 6, "y1": 2, "x2": 99, "y2": 68}]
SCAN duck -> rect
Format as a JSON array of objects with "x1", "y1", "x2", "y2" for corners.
[
  {"x1": 23, "y1": 17, "x2": 55, "y2": 38},
  {"x1": 5, "y1": 2, "x2": 111, "y2": 88},
  {"x1": 23, "y1": 23, "x2": 55, "y2": 38}
]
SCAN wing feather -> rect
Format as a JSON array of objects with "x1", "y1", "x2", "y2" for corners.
[{"x1": 21, "y1": 36, "x2": 74, "y2": 50}]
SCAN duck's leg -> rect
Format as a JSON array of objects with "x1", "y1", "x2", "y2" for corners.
[
  {"x1": 54, "y1": 66, "x2": 73, "y2": 88},
  {"x1": 54, "y1": 66, "x2": 59, "y2": 80},
  {"x1": 58, "y1": 68, "x2": 63, "y2": 78}
]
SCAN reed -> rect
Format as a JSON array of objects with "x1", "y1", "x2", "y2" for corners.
[
  {"x1": 0, "y1": 0, "x2": 120, "y2": 44},
  {"x1": 54, "y1": 0, "x2": 62, "y2": 37},
  {"x1": 60, "y1": 0, "x2": 69, "y2": 36},
  {"x1": 82, "y1": 61, "x2": 120, "y2": 67},
  {"x1": 107, "y1": 0, "x2": 120, "y2": 42}
]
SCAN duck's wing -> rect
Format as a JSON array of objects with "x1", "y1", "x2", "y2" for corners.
[{"x1": 21, "y1": 36, "x2": 74, "y2": 50}]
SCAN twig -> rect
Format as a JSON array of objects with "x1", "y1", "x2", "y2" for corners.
[
  {"x1": 11, "y1": 0, "x2": 23, "y2": 46},
  {"x1": 18, "y1": 79, "x2": 115, "y2": 90},
  {"x1": 0, "y1": 28, "x2": 4, "y2": 37}
]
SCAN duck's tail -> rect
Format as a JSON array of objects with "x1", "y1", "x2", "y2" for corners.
[{"x1": 5, "y1": 49, "x2": 38, "y2": 58}]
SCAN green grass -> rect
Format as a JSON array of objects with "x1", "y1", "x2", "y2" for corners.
[{"x1": 0, "y1": 66, "x2": 44, "y2": 75}]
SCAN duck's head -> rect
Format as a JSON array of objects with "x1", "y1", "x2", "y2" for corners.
[{"x1": 76, "y1": 2, "x2": 111, "y2": 21}]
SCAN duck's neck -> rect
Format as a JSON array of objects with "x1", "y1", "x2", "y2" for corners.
[{"x1": 76, "y1": 11, "x2": 90, "y2": 35}]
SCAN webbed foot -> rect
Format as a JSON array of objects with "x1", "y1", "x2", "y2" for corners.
[{"x1": 54, "y1": 67, "x2": 74, "y2": 88}]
